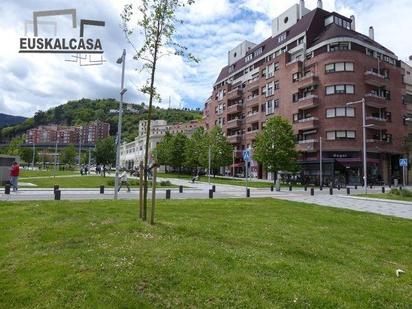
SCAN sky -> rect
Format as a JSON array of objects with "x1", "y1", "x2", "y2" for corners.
[{"x1": 0, "y1": 0, "x2": 411, "y2": 117}]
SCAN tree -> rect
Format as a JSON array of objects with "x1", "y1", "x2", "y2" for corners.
[
  {"x1": 121, "y1": 0, "x2": 198, "y2": 222},
  {"x1": 5, "y1": 136, "x2": 24, "y2": 156},
  {"x1": 184, "y1": 127, "x2": 208, "y2": 171},
  {"x1": 61, "y1": 144, "x2": 77, "y2": 166},
  {"x1": 207, "y1": 127, "x2": 232, "y2": 175},
  {"x1": 19, "y1": 147, "x2": 39, "y2": 165},
  {"x1": 169, "y1": 132, "x2": 188, "y2": 172},
  {"x1": 253, "y1": 116, "x2": 298, "y2": 182},
  {"x1": 94, "y1": 137, "x2": 116, "y2": 177},
  {"x1": 154, "y1": 131, "x2": 173, "y2": 167}
]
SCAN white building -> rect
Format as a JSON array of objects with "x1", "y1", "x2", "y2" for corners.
[{"x1": 120, "y1": 120, "x2": 168, "y2": 169}]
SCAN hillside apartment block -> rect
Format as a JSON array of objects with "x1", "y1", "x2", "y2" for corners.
[
  {"x1": 203, "y1": 0, "x2": 412, "y2": 185},
  {"x1": 25, "y1": 121, "x2": 110, "y2": 145}
]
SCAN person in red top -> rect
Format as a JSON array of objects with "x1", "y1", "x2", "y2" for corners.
[{"x1": 10, "y1": 161, "x2": 20, "y2": 192}]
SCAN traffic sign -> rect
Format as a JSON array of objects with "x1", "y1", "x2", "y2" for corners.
[
  {"x1": 243, "y1": 149, "x2": 251, "y2": 161},
  {"x1": 399, "y1": 158, "x2": 408, "y2": 167}
]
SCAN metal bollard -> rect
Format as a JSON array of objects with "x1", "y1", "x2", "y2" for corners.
[
  {"x1": 289, "y1": 185, "x2": 292, "y2": 191},
  {"x1": 100, "y1": 185, "x2": 104, "y2": 194},
  {"x1": 54, "y1": 190, "x2": 61, "y2": 200},
  {"x1": 369, "y1": 185, "x2": 373, "y2": 189},
  {"x1": 212, "y1": 185, "x2": 216, "y2": 192},
  {"x1": 304, "y1": 186, "x2": 307, "y2": 191},
  {"x1": 310, "y1": 188, "x2": 314, "y2": 196},
  {"x1": 329, "y1": 187, "x2": 333, "y2": 195},
  {"x1": 382, "y1": 186, "x2": 385, "y2": 193},
  {"x1": 209, "y1": 189, "x2": 213, "y2": 199},
  {"x1": 338, "y1": 184, "x2": 341, "y2": 190},
  {"x1": 4, "y1": 184, "x2": 10, "y2": 195},
  {"x1": 54, "y1": 185, "x2": 59, "y2": 191},
  {"x1": 320, "y1": 186, "x2": 323, "y2": 191},
  {"x1": 179, "y1": 185, "x2": 183, "y2": 193},
  {"x1": 346, "y1": 187, "x2": 350, "y2": 195},
  {"x1": 246, "y1": 188, "x2": 250, "y2": 197},
  {"x1": 270, "y1": 184, "x2": 274, "y2": 192},
  {"x1": 166, "y1": 189, "x2": 171, "y2": 199},
  {"x1": 355, "y1": 185, "x2": 358, "y2": 190}
]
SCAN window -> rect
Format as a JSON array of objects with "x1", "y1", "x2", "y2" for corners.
[
  {"x1": 325, "y1": 62, "x2": 354, "y2": 73},
  {"x1": 254, "y1": 47, "x2": 263, "y2": 57},
  {"x1": 265, "y1": 99, "x2": 279, "y2": 115},
  {"x1": 336, "y1": 108, "x2": 346, "y2": 117},
  {"x1": 274, "y1": 81, "x2": 280, "y2": 90},
  {"x1": 329, "y1": 42, "x2": 350, "y2": 52},
  {"x1": 325, "y1": 84, "x2": 355, "y2": 95},
  {"x1": 325, "y1": 15, "x2": 334, "y2": 26},
  {"x1": 327, "y1": 130, "x2": 356, "y2": 140},
  {"x1": 326, "y1": 109, "x2": 335, "y2": 118},
  {"x1": 292, "y1": 73, "x2": 301, "y2": 82},
  {"x1": 245, "y1": 54, "x2": 253, "y2": 62},
  {"x1": 278, "y1": 32, "x2": 287, "y2": 43}
]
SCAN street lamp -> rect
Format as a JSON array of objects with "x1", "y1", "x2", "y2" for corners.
[
  {"x1": 346, "y1": 98, "x2": 373, "y2": 194},
  {"x1": 31, "y1": 140, "x2": 36, "y2": 170},
  {"x1": 114, "y1": 49, "x2": 127, "y2": 200}
]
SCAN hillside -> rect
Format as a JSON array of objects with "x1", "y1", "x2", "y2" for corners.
[
  {"x1": 0, "y1": 113, "x2": 27, "y2": 128},
  {"x1": 0, "y1": 98, "x2": 203, "y2": 143}
]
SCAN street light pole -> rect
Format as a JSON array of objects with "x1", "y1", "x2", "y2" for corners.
[
  {"x1": 319, "y1": 136, "x2": 323, "y2": 188},
  {"x1": 114, "y1": 49, "x2": 127, "y2": 200},
  {"x1": 232, "y1": 148, "x2": 235, "y2": 177},
  {"x1": 208, "y1": 145, "x2": 211, "y2": 184},
  {"x1": 346, "y1": 98, "x2": 370, "y2": 194},
  {"x1": 78, "y1": 126, "x2": 82, "y2": 168},
  {"x1": 31, "y1": 140, "x2": 36, "y2": 170}
]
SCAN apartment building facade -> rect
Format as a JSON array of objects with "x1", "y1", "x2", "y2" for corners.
[
  {"x1": 203, "y1": 0, "x2": 407, "y2": 185},
  {"x1": 402, "y1": 59, "x2": 412, "y2": 183},
  {"x1": 26, "y1": 121, "x2": 110, "y2": 145}
]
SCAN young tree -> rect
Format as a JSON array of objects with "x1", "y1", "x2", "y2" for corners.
[
  {"x1": 19, "y1": 147, "x2": 39, "y2": 165},
  {"x1": 5, "y1": 136, "x2": 24, "y2": 156},
  {"x1": 253, "y1": 116, "x2": 298, "y2": 183},
  {"x1": 121, "y1": 0, "x2": 198, "y2": 221},
  {"x1": 94, "y1": 137, "x2": 116, "y2": 177},
  {"x1": 184, "y1": 127, "x2": 208, "y2": 172},
  {"x1": 169, "y1": 132, "x2": 188, "y2": 172},
  {"x1": 207, "y1": 127, "x2": 232, "y2": 175},
  {"x1": 61, "y1": 144, "x2": 77, "y2": 167}
]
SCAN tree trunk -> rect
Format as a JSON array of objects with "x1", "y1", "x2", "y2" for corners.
[{"x1": 150, "y1": 164, "x2": 157, "y2": 225}]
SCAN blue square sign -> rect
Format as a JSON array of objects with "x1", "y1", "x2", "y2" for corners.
[
  {"x1": 399, "y1": 158, "x2": 408, "y2": 167},
  {"x1": 243, "y1": 149, "x2": 251, "y2": 161}
]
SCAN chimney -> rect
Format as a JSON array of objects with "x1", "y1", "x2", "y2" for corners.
[
  {"x1": 299, "y1": 0, "x2": 305, "y2": 19},
  {"x1": 350, "y1": 15, "x2": 356, "y2": 30},
  {"x1": 369, "y1": 26, "x2": 374, "y2": 40},
  {"x1": 317, "y1": 0, "x2": 323, "y2": 9}
]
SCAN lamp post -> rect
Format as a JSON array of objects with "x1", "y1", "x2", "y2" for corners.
[
  {"x1": 319, "y1": 136, "x2": 323, "y2": 188},
  {"x1": 208, "y1": 145, "x2": 211, "y2": 184},
  {"x1": 78, "y1": 126, "x2": 82, "y2": 168},
  {"x1": 346, "y1": 98, "x2": 373, "y2": 194},
  {"x1": 114, "y1": 49, "x2": 127, "y2": 200},
  {"x1": 31, "y1": 140, "x2": 36, "y2": 170}
]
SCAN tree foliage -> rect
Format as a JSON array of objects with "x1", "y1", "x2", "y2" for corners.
[
  {"x1": 253, "y1": 116, "x2": 298, "y2": 174},
  {"x1": 169, "y1": 132, "x2": 188, "y2": 170},
  {"x1": 153, "y1": 131, "x2": 173, "y2": 165},
  {"x1": 61, "y1": 144, "x2": 77, "y2": 166},
  {"x1": 184, "y1": 127, "x2": 208, "y2": 169},
  {"x1": 207, "y1": 126, "x2": 233, "y2": 171},
  {"x1": 94, "y1": 137, "x2": 116, "y2": 171}
]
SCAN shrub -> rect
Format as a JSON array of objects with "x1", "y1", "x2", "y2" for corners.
[
  {"x1": 389, "y1": 188, "x2": 412, "y2": 197},
  {"x1": 160, "y1": 180, "x2": 171, "y2": 186}
]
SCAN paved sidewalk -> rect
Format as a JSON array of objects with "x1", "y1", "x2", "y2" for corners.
[{"x1": 1, "y1": 178, "x2": 412, "y2": 220}]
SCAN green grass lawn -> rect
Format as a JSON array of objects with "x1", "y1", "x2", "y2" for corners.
[
  {"x1": 19, "y1": 175, "x2": 176, "y2": 189},
  {"x1": 359, "y1": 193, "x2": 412, "y2": 202},
  {"x1": 20, "y1": 169, "x2": 79, "y2": 178},
  {"x1": 157, "y1": 173, "x2": 301, "y2": 188},
  {"x1": 0, "y1": 199, "x2": 411, "y2": 307}
]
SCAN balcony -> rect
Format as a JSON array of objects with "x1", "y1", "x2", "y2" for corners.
[
  {"x1": 226, "y1": 118, "x2": 242, "y2": 129},
  {"x1": 227, "y1": 103, "x2": 243, "y2": 114},
  {"x1": 296, "y1": 139, "x2": 318, "y2": 152},
  {"x1": 364, "y1": 71, "x2": 388, "y2": 87},
  {"x1": 295, "y1": 95, "x2": 319, "y2": 110},
  {"x1": 365, "y1": 93, "x2": 389, "y2": 107},
  {"x1": 246, "y1": 95, "x2": 260, "y2": 107},
  {"x1": 404, "y1": 115, "x2": 412, "y2": 125},
  {"x1": 293, "y1": 117, "x2": 319, "y2": 132},
  {"x1": 296, "y1": 73, "x2": 319, "y2": 89},
  {"x1": 247, "y1": 79, "x2": 260, "y2": 91},
  {"x1": 227, "y1": 88, "x2": 243, "y2": 100},
  {"x1": 245, "y1": 112, "x2": 261, "y2": 123},
  {"x1": 227, "y1": 134, "x2": 242, "y2": 144},
  {"x1": 245, "y1": 130, "x2": 259, "y2": 140},
  {"x1": 366, "y1": 116, "x2": 388, "y2": 126}
]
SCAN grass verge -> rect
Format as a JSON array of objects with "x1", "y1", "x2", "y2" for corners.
[{"x1": 0, "y1": 199, "x2": 411, "y2": 307}]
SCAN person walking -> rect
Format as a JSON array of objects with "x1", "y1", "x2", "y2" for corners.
[
  {"x1": 118, "y1": 169, "x2": 131, "y2": 192},
  {"x1": 10, "y1": 161, "x2": 20, "y2": 192}
]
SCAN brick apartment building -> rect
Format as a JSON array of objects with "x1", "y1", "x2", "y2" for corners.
[
  {"x1": 403, "y1": 58, "x2": 412, "y2": 183},
  {"x1": 26, "y1": 121, "x2": 110, "y2": 145},
  {"x1": 203, "y1": 0, "x2": 409, "y2": 185}
]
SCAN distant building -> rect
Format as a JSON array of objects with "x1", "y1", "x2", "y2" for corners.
[
  {"x1": 25, "y1": 121, "x2": 110, "y2": 145},
  {"x1": 402, "y1": 60, "x2": 412, "y2": 183},
  {"x1": 120, "y1": 119, "x2": 204, "y2": 169}
]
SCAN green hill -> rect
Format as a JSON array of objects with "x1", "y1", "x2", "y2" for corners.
[{"x1": 0, "y1": 98, "x2": 202, "y2": 143}]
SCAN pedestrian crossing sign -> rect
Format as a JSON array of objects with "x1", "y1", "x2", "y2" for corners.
[{"x1": 399, "y1": 158, "x2": 408, "y2": 167}]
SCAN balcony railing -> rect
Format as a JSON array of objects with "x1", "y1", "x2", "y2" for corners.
[
  {"x1": 227, "y1": 103, "x2": 243, "y2": 113},
  {"x1": 227, "y1": 88, "x2": 243, "y2": 100},
  {"x1": 226, "y1": 118, "x2": 243, "y2": 129},
  {"x1": 227, "y1": 134, "x2": 242, "y2": 143},
  {"x1": 296, "y1": 73, "x2": 318, "y2": 89},
  {"x1": 295, "y1": 95, "x2": 319, "y2": 110},
  {"x1": 296, "y1": 139, "x2": 318, "y2": 152},
  {"x1": 364, "y1": 70, "x2": 388, "y2": 87}
]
